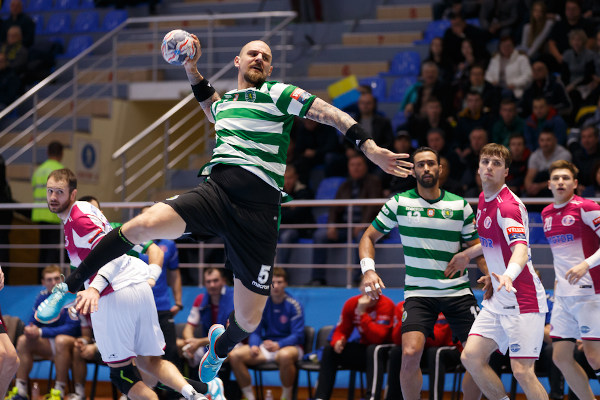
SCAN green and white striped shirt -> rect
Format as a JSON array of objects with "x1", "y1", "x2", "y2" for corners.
[
  {"x1": 372, "y1": 189, "x2": 478, "y2": 298},
  {"x1": 200, "y1": 81, "x2": 316, "y2": 190}
]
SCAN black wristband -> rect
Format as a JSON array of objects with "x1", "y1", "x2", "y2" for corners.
[
  {"x1": 175, "y1": 303, "x2": 183, "y2": 309},
  {"x1": 345, "y1": 123, "x2": 373, "y2": 148},
  {"x1": 191, "y1": 78, "x2": 216, "y2": 103}
]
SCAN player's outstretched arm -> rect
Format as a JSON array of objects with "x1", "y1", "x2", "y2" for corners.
[
  {"x1": 305, "y1": 98, "x2": 412, "y2": 177},
  {"x1": 183, "y1": 34, "x2": 221, "y2": 123}
]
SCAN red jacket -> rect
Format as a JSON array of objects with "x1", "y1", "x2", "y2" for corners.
[
  {"x1": 392, "y1": 302, "x2": 461, "y2": 349},
  {"x1": 330, "y1": 294, "x2": 394, "y2": 346}
]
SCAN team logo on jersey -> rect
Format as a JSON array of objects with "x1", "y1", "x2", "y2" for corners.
[
  {"x1": 484, "y1": 216, "x2": 492, "y2": 229},
  {"x1": 594, "y1": 216, "x2": 600, "y2": 228},
  {"x1": 510, "y1": 344, "x2": 521, "y2": 353},
  {"x1": 290, "y1": 88, "x2": 312, "y2": 104},
  {"x1": 507, "y1": 226, "x2": 526, "y2": 241},
  {"x1": 280, "y1": 315, "x2": 289, "y2": 324},
  {"x1": 442, "y1": 208, "x2": 453, "y2": 219},
  {"x1": 581, "y1": 326, "x2": 591, "y2": 334},
  {"x1": 427, "y1": 209, "x2": 435, "y2": 217},
  {"x1": 402, "y1": 310, "x2": 407, "y2": 322},
  {"x1": 245, "y1": 90, "x2": 256, "y2": 102},
  {"x1": 561, "y1": 215, "x2": 575, "y2": 226}
]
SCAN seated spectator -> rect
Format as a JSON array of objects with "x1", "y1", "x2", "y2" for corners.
[
  {"x1": 459, "y1": 127, "x2": 489, "y2": 196},
  {"x1": 356, "y1": 92, "x2": 394, "y2": 151},
  {"x1": 386, "y1": 131, "x2": 417, "y2": 196},
  {"x1": 409, "y1": 97, "x2": 454, "y2": 147},
  {"x1": 311, "y1": 153, "x2": 382, "y2": 286},
  {"x1": 229, "y1": 268, "x2": 303, "y2": 400},
  {"x1": 400, "y1": 61, "x2": 453, "y2": 121},
  {"x1": 524, "y1": 130, "x2": 572, "y2": 197},
  {"x1": 0, "y1": 0, "x2": 34, "y2": 48},
  {"x1": 424, "y1": 37, "x2": 453, "y2": 84},
  {"x1": 520, "y1": 60, "x2": 571, "y2": 117},
  {"x1": 581, "y1": 160, "x2": 600, "y2": 196},
  {"x1": 454, "y1": 64, "x2": 501, "y2": 116},
  {"x1": 1, "y1": 26, "x2": 27, "y2": 75},
  {"x1": 485, "y1": 36, "x2": 533, "y2": 99},
  {"x1": 524, "y1": 97, "x2": 568, "y2": 150},
  {"x1": 6, "y1": 265, "x2": 81, "y2": 400},
  {"x1": 439, "y1": 156, "x2": 464, "y2": 196},
  {"x1": 454, "y1": 91, "x2": 493, "y2": 150},
  {"x1": 278, "y1": 164, "x2": 314, "y2": 264},
  {"x1": 180, "y1": 268, "x2": 235, "y2": 394},
  {"x1": 491, "y1": 98, "x2": 526, "y2": 146},
  {"x1": 313, "y1": 275, "x2": 394, "y2": 400},
  {"x1": 547, "y1": 0, "x2": 595, "y2": 70},
  {"x1": 561, "y1": 29, "x2": 596, "y2": 118},
  {"x1": 506, "y1": 134, "x2": 531, "y2": 195},
  {"x1": 570, "y1": 125, "x2": 600, "y2": 189},
  {"x1": 0, "y1": 52, "x2": 20, "y2": 111},
  {"x1": 426, "y1": 128, "x2": 462, "y2": 181},
  {"x1": 479, "y1": 0, "x2": 519, "y2": 38},
  {"x1": 581, "y1": 95, "x2": 600, "y2": 130},
  {"x1": 442, "y1": 11, "x2": 489, "y2": 68},
  {"x1": 519, "y1": 1, "x2": 555, "y2": 59},
  {"x1": 293, "y1": 118, "x2": 343, "y2": 184},
  {"x1": 451, "y1": 39, "x2": 480, "y2": 91}
]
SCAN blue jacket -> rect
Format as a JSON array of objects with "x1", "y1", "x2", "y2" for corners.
[
  {"x1": 140, "y1": 239, "x2": 179, "y2": 311},
  {"x1": 249, "y1": 292, "x2": 305, "y2": 348},
  {"x1": 29, "y1": 290, "x2": 81, "y2": 338},
  {"x1": 198, "y1": 286, "x2": 234, "y2": 337}
]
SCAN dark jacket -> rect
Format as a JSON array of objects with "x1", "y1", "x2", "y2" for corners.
[
  {"x1": 356, "y1": 114, "x2": 394, "y2": 151},
  {"x1": 329, "y1": 174, "x2": 382, "y2": 224},
  {"x1": 520, "y1": 74, "x2": 571, "y2": 117}
]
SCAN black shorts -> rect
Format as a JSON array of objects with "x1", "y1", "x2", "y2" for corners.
[
  {"x1": 401, "y1": 294, "x2": 480, "y2": 343},
  {"x1": 163, "y1": 164, "x2": 280, "y2": 295}
]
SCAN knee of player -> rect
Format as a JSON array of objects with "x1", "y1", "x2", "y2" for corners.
[
  {"x1": 583, "y1": 346, "x2": 600, "y2": 370},
  {"x1": 15, "y1": 335, "x2": 27, "y2": 351},
  {"x1": 510, "y1": 361, "x2": 535, "y2": 382},
  {"x1": 109, "y1": 362, "x2": 144, "y2": 396},
  {"x1": 460, "y1": 346, "x2": 480, "y2": 369}
]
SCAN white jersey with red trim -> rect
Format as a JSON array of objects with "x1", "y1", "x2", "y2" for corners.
[
  {"x1": 476, "y1": 186, "x2": 547, "y2": 315},
  {"x1": 62, "y1": 201, "x2": 148, "y2": 293},
  {"x1": 542, "y1": 195, "x2": 600, "y2": 296}
]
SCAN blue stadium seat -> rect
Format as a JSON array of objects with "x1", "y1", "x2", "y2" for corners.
[
  {"x1": 79, "y1": 0, "x2": 95, "y2": 7},
  {"x1": 388, "y1": 51, "x2": 421, "y2": 77},
  {"x1": 315, "y1": 176, "x2": 346, "y2": 200},
  {"x1": 46, "y1": 13, "x2": 71, "y2": 34},
  {"x1": 31, "y1": 14, "x2": 44, "y2": 34},
  {"x1": 359, "y1": 77, "x2": 387, "y2": 103},
  {"x1": 27, "y1": 0, "x2": 53, "y2": 12},
  {"x1": 465, "y1": 18, "x2": 480, "y2": 27},
  {"x1": 385, "y1": 76, "x2": 417, "y2": 103},
  {"x1": 102, "y1": 10, "x2": 128, "y2": 31},
  {"x1": 1, "y1": 0, "x2": 10, "y2": 13},
  {"x1": 65, "y1": 35, "x2": 93, "y2": 58},
  {"x1": 56, "y1": 0, "x2": 80, "y2": 9},
  {"x1": 415, "y1": 19, "x2": 451, "y2": 45},
  {"x1": 73, "y1": 11, "x2": 99, "y2": 32},
  {"x1": 528, "y1": 212, "x2": 548, "y2": 244},
  {"x1": 391, "y1": 111, "x2": 407, "y2": 133}
]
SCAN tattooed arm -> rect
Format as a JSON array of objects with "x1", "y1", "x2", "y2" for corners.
[
  {"x1": 183, "y1": 34, "x2": 221, "y2": 123},
  {"x1": 306, "y1": 97, "x2": 412, "y2": 177}
]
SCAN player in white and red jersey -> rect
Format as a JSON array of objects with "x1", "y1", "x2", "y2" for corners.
[
  {"x1": 446, "y1": 143, "x2": 548, "y2": 400},
  {"x1": 542, "y1": 160, "x2": 600, "y2": 399},
  {"x1": 42, "y1": 169, "x2": 224, "y2": 400}
]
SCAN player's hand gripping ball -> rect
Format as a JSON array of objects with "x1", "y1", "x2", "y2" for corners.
[{"x1": 161, "y1": 29, "x2": 196, "y2": 65}]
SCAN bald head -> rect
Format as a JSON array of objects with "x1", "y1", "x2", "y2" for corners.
[
  {"x1": 235, "y1": 40, "x2": 273, "y2": 89},
  {"x1": 239, "y1": 40, "x2": 271, "y2": 57}
]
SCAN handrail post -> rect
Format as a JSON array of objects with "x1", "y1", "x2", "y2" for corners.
[
  {"x1": 112, "y1": 35, "x2": 118, "y2": 97},
  {"x1": 346, "y1": 204, "x2": 353, "y2": 289},
  {"x1": 152, "y1": 21, "x2": 158, "y2": 82},
  {"x1": 280, "y1": 29, "x2": 287, "y2": 82},
  {"x1": 208, "y1": 20, "x2": 214, "y2": 76},
  {"x1": 163, "y1": 120, "x2": 170, "y2": 184},
  {"x1": 121, "y1": 155, "x2": 127, "y2": 202},
  {"x1": 32, "y1": 93, "x2": 38, "y2": 167}
]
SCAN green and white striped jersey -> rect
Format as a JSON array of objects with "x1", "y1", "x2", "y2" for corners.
[
  {"x1": 372, "y1": 189, "x2": 478, "y2": 298},
  {"x1": 200, "y1": 81, "x2": 316, "y2": 191}
]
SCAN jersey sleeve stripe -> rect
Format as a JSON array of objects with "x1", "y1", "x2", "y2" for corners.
[{"x1": 372, "y1": 219, "x2": 391, "y2": 233}]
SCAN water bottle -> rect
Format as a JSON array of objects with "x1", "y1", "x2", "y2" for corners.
[
  {"x1": 31, "y1": 382, "x2": 40, "y2": 400},
  {"x1": 265, "y1": 389, "x2": 273, "y2": 400}
]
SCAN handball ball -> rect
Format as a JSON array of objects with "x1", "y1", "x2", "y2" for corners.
[{"x1": 161, "y1": 29, "x2": 196, "y2": 65}]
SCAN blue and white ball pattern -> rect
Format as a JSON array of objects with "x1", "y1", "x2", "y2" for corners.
[{"x1": 161, "y1": 29, "x2": 196, "y2": 65}]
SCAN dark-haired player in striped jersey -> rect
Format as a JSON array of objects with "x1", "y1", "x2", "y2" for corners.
[
  {"x1": 35, "y1": 37, "x2": 414, "y2": 385},
  {"x1": 359, "y1": 147, "x2": 486, "y2": 400},
  {"x1": 542, "y1": 160, "x2": 600, "y2": 400}
]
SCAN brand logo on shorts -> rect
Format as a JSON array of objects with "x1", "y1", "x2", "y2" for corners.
[
  {"x1": 442, "y1": 208, "x2": 453, "y2": 219},
  {"x1": 108, "y1": 353, "x2": 117, "y2": 359},
  {"x1": 402, "y1": 310, "x2": 407, "y2": 323},
  {"x1": 510, "y1": 344, "x2": 520, "y2": 353},
  {"x1": 484, "y1": 216, "x2": 492, "y2": 229},
  {"x1": 427, "y1": 209, "x2": 435, "y2": 217},
  {"x1": 561, "y1": 215, "x2": 575, "y2": 226},
  {"x1": 166, "y1": 195, "x2": 179, "y2": 201},
  {"x1": 581, "y1": 326, "x2": 591, "y2": 334}
]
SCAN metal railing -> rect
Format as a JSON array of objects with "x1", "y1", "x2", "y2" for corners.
[
  {"x1": 0, "y1": 197, "x2": 565, "y2": 287},
  {"x1": 0, "y1": 11, "x2": 296, "y2": 191}
]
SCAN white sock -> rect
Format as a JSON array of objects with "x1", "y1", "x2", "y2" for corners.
[
  {"x1": 500, "y1": 397, "x2": 509, "y2": 400},
  {"x1": 74, "y1": 383, "x2": 85, "y2": 398},
  {"x1": 16, "y1": 379, "x2": 27, "y2": 397},
  {"x1": 241, "y1": 385, "x2": 255, "y2": 400},
  {"x1": 180, "y1": 384, "x2": 197, "y2": 400},
  {"x1": 54, "y1": 382, "x2": 66, "y2": 397},
  {"x1": 281, "y1": 386, "x2": 292, "y2": 400}
]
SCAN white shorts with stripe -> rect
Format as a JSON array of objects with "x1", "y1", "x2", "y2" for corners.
[
  {"x1": 468, "y1": 307, "x2": 545, "y2": 358},
  {"x1": 550, "y1": 295, "x2": 600, "y2": 340},
  {"x1": 91, "y1": 282, "x2": 165, "y2": 363}
]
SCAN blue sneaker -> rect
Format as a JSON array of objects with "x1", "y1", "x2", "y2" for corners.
[
  {"x1": 199, "y1": 324, "x2": 226, "y2": 383},
  {"x1": 35, "y1": 282, "x2": 77, "y2": 324},
  {"x1": 206, "y1": 377, "x2": 225, "y2": 400}
]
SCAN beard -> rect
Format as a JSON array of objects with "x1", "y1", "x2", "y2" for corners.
[
  {"x1": 48, "y1": 201, "x2": 69, "y2": 215},
  {"x1": 244, "y1": 69, "x2": 266, "y2": 88},
  {"x1": 416, "y1": 171, "x2": 439, "y2": 188}
]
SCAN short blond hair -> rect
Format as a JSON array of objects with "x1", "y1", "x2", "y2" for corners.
[
  {"x1": 480, "y1": 143, "x2": 512, "y2": 168},
  {"x1": 549, "y1": 160, "x2": 579, "y2": 179},
  {"x1": 42, "y1": 264, "x2": 61, "y2": 278}
]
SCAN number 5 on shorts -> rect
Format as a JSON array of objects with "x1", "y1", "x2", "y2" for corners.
[{"x1": 257, "y1": 265, "x2": 271, "y2": 284}]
